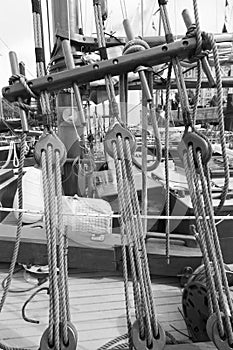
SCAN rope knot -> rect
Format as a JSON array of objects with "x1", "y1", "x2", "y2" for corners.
[{"x1": 9, "y1": 73, "x2": 37, "y2": 99}]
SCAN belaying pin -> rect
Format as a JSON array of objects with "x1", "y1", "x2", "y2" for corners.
[
  {"x1": 177, "y1": 131, "x2": 212, "y2": 166},
  {"x1": 131, "y1": 319, "x2": 166, "y2": 350},
  {"x1": 34, "y1": 129, "x2": 67, "y2": 167},
  {"x1": 39, "y1": 322, "x2": 78, "y2": 350},
  {"x1": 206, "y1": 313, "x2": 233, "y2": 350},
  {"x1": 104, "y1": 123, "x2": 136, "y2": 159}
]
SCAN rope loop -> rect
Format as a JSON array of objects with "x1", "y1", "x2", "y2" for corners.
[
  {"x1": 184, "y1": 28, "x2": 211, "y2": 62},
  {"x1": 123, "y1": 38, "x2": 150, "y2": 55}
]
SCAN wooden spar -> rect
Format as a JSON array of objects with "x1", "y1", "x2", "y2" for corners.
[
  {"x1": 128, "y1": 77, "x2": 233, "y2": 90},
  {"x1": 51, "y1": 32, "x2": 233, "y2": 51},
  {"x1": 4, "y1": 29, "x2": 233, "y2": 102},
  {"x1": 50, "y1": 0, "x2": 87, "y2": 166},
  {"x1": 2, "y1": 37, "x2": 199, "y2": 102}
]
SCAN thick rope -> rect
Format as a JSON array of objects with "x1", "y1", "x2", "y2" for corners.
[
  {"x1": 55, "y1": 151, "x2": 69, "y2": 345},
  {"x1": 118, "y1": 136, "x2": 154, "y2": 344},
  {"x1": 96, "y1": 333, "x2": 128, "y2": 350},
  {"x1": 185, "y1": 146, "x2": 233, "y2": 343},
  {"x1": 0, "y1": 134, "x2": 30, "y2": 350},
  {"x1": 183, "y1": 150, "x2": 224, "y2": 336},
  {"x1": 31, "y1": 1, "x2": 52, "y2": 127},
  {"x1": 41, "y1": 150, "x2": 55, "y2": 346},
  {"x1": 192, "y1": 60, "x2": 202, "y2": 126},
  {"x1": 207, "y1": 32, "x2": 229, "y2": 212},
  {"x1": 193, "y1": 0, "x2": 202, "y2": 56},
  {"x1": 42, "y1": 146, "x2": 60, "y2": 349},
  {"x1": 113, "y1": 141, "x2": 144, "y2": 340},
  {"x1": 112, "y1": 146, "x2": 132, "y2": 348},
  {"x1": 93, "y1": 1, "x2": 120, "y2": 124},
  {"x1": 123, "y1": 40, "x2": 162, "y2": 172},
  {"x1": 41, "y1": 146, "x2": 72, "y2": 349},
  {"x1": 164, "y1": 63, "x2": 172, "y2": 263},
  {"x1": 111, "y1": 135, "x2": 162, "y2": 348},
  {"x1": 196, "y1": 152, "x2": 233, "y2": 315},
  {"x1": 159, "y1": 4, "x2": 191, "y2": 127},
  {"x1": 125, "y1": 140, "x2": 159, "y2": 337},
  {"x1": 0, "y1": 136, "x2": 25, "y2": 302}
]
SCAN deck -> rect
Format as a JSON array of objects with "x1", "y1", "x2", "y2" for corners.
[{"x1": 0, "y1": 264, "x2": 216, "y2": 349}]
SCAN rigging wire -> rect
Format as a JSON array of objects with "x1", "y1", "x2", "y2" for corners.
[{"x1": 46, "y1": 0, "x2": 52, "y2": 55}]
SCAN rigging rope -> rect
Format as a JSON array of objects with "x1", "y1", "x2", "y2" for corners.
[
  {"x1": 121, "y1": 32, "x2": 162, "y2": 171},
  {"x1": 93, "y1": 0, "x2": 121, "y2": 125},
  {"x1": 164, "y1": 63, "x2": 172, "y2": 263},
  {"x1": 0, "y1": 134, "x2": 29, "y2": 350},
  {"x1": 110, "y1": 136, "x2": 165, "y2": 349},
  {"x1": 176, "y1": 0, "x2": 233, "y2": 347},
  {"x1": 31, "y1": 0, "x2": 52, "y2": 127}
]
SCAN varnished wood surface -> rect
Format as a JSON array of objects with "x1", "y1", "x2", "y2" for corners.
[
  {"x1": 0, "y1": 220, "x2": 202, "y2": 276},
  {"x1": 0, "y1": 265, "x2": 216, "y2": 349}
]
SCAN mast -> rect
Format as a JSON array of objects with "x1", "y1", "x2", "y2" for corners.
[
  {"x1": 51, "y1": 0, "x2": 77, "y2": 39},
  {"x1": 50, "y1": 0, "x2": 85, "y2": 195}
]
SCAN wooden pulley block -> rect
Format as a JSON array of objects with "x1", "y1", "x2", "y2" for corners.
[
  {"x1": 40, "y1": 322, "x2": 78, "y2": 350},
  {"x1": 177, "y1": 131, "x2": 212, "y2": 166},
  {"x1": 104, "y1": 123, "x2": 136, "y2": 159},
  {"x1": 206, "y1": 312, "x2": 233, "y2": 349},
  {"x1": 182, "y1": 281, "x2": 210, "y2": 342},
  {"x1": 131, "y1": 319, "x2": 166, "y2": 350},
  {"x1": 34, "y1": 130, "x2": 67, "y2": 167}
]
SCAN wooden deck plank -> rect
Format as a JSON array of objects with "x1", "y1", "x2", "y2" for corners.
[{"x1": 0, "y1": 268, "x2": 217, "y2": 350}]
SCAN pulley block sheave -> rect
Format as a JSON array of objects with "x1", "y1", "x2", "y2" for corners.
[
  {"x1": 182, "y1": 281, "x2": 210, "y2": 342},
  {"x1": 40, "y1": 322, "x2": 78, "y2": 350},
  {"x1": 131, "y1": 319, "x2": 166, "y2": 350},
  {"x1": 104, "y1": 123, "x2": 137, "y2": 159},
  {"x1": 34, "y1": 130, "x2": 67, "y2": 167},
  {"x1": 207, "y1": 313, "x2": 233, "y2": 350}
]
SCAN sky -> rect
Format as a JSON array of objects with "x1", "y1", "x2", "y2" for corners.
[{"x1": 0, "y1": 0, "x2": 228, "y2": 94}]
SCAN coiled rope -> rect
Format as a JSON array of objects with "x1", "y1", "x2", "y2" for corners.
[{"x1": 122, "y1": 38, "x2": 162, "y2": 172}]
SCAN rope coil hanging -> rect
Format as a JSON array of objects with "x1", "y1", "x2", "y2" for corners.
[{"x1": 121, "y1": 22, "x2": 162, "y2": 172}]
